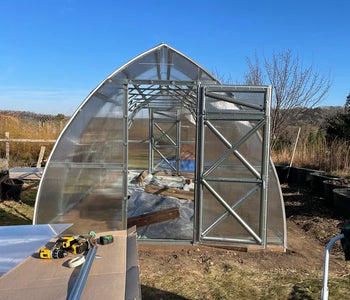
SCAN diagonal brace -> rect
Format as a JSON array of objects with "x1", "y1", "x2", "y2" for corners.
[{"x1": 202, "y1": 179, "x2": 262, "y2": 243}]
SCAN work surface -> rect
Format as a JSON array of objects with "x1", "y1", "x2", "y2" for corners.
[{"x1": 0, "y1": 228, "x2": 140, "y2": 300}]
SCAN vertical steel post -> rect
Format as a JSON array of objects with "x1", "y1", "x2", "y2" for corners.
[
  {"x1": 148, "y1": 108, "x2": 154, "y2": 173},
  {"x1": 259, "y1": 86, "x2": 272, "y2": 248},
  {"x1": 122, "y1": 84, "x2": 129, "y2": 229},
  {"x1": 194, "y1": 86, "x2": 205, "y2": 244},
  {"x1": 176, "y1": 109, "x2": 181, "y2": 175}
]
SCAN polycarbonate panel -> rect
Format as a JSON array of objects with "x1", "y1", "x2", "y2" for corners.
[
  {"x1": 114, "y1": 46, "x2": 216, "y2": 82},
  {"x1": 267, "y1": 163, "x2": 286, "y2": 242},
  {"x1": 34, "y1": 85, "x2": 125, "y2": 234},
  {"x1": 0, "y1": 224, "x2": 72, "y2": 275},
  {"x1": 34, "y1": 43, "x2": 285, "y2": 248}
]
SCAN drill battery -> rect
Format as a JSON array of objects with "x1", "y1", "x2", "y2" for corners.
[
  {"x1": 59, "y1": 236, "x2": 89, "y2": 254},
  {"x1": 57, "y1": 236, "x2": 75, "y2": 248},
  {"x1": 100, "y1": 235, "x2": 114, "y2": 245},
  {"x1": 70, "y1": 240, "x2": 89, "y2": 254}
]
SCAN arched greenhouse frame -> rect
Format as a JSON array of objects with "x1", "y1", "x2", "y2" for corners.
[{"x1": 33, "y1": 43, "x2": 286, "y2": 249}]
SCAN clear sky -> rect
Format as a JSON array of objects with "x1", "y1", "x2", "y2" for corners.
[{"x1": 0, "y1": 0, "x2": 349, "y2": 115}]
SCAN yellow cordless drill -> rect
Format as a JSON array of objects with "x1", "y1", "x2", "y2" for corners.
[
  {"x1": 39, "y1": 240, "x2": 68, "y2": 259},
  {"x1": 39, "y1": 235, "x2": 90, "y2": 258}
]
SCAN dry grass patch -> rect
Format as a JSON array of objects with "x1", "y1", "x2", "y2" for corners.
[{"x1": 0, "y1": 180, "x2": 37, "y2": 225}]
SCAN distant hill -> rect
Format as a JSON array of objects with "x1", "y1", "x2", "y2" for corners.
[
  {"x1": 0, "y1": 110, "x2": 68, "y2": 122},
  {"x1": 0, "y1": 106, "x2": 344, "y2": 128},
  {"x1": 278, "y1": 106, "x2": 344, "y2": 127}
]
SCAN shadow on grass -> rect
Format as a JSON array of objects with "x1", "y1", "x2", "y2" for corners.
[
  {"x1": 287, "y1": 285, "x2": 314, "y2": 300},
  {"x1": 141, "y1": 285, "x2": 189, "y2": 300},
  {"x1": 282, "y1": 185, "x2": 333, "y2": 218},
  {"x1": 1, "y1": 202, "x2": 32, "y2": 222},
  {"x1": 0, "y1": 207, "x2": 32, "y2": 225}
]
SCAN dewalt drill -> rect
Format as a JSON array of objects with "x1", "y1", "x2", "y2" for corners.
[
  {"x1": 39, "y1": 240, "x2": 68, "y2": 259},
  {"x1": 39, "y1": 235, "x2": 91, "y2": 259}
]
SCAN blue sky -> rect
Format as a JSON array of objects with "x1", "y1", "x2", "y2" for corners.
[{"x1": 0, "y1": 0, "x2": 349, "y2": 115}]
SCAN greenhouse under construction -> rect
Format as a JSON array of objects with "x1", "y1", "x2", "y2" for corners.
[{"x1": 33, "y1": 43, "x2": 286, "y2": 250}]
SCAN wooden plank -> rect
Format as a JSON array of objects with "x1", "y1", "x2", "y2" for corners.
[
  {"x1": 144, "y1": 184, "x2": 194, "y2": 201},
  {"x1": 127, "y1": 207, "x2": 180, "y2": 228},
  {"x1": 5, "y1": 132, "x2": 9, "y2": 166},
  {"x1": 36, "y1": 146, "x2": 46, "y2": 168}
]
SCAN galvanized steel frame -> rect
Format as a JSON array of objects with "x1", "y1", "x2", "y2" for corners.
[
  {"x1": 148, "y1": 108, "x2": 182, "y2": 175},
  {"x1": 121, "y1": 81, "x2": 274, "y2": 248},
  {"x1": 194, "y1": 85, "x2": 272, "y2": 247},
  {"x1": 122, "y1": 84, "x2": 129, "y2": 229}
]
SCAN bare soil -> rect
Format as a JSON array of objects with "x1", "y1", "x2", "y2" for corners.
[{"x1": 139, "y1": 184, "x2": 350, "y2": 299}]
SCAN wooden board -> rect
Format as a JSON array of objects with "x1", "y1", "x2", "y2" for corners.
[
  {"x1": 0, "y1": 229, "x2": 141, "y2": 300},
  {"x1": 145, "y1": 184, "x2": 194, "y2": 201},
  {"x1": 128, "y1": 207, "x2": 180, "y2": 228}
]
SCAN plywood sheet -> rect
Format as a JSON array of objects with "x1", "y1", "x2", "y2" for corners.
[{"x1": 0, "y1": 229, "x2": 139, "y2": 300}]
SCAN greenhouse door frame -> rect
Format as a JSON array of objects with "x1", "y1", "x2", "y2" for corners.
[
  {"x1": 194, "y1": 85, "x2": 272, "y2": 248},
  {"x1": 148, "y1": 108, "x2": 181, "y2": 175}
]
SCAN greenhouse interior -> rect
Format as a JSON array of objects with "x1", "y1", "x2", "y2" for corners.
[{"x1": 33, "y1": 43, "x2": 286, "y2": 249}]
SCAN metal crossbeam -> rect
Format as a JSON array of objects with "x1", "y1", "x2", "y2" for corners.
[
  {"x1": 202, "y1": 179, "x2": 262, "y2": 244},
  {"x1": 201, "y1": 184, "x2": 260, "y2": 237},
  {"x1": 204, "y1": 120, "x2": 261, "y2": 179},
  {"x1": 203, "y1": 119, "x2": 265, "y2": 178}
]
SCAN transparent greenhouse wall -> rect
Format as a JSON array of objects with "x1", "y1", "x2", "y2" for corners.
[
  {"x1": 35, "y1": 85, "x2": 126, "y2": 234},
  {"x1": 34, "y1": 43, "x2": 285, "y2": 247},
  {"x1": 199, "y1": 91, "x2": 285, "y2": 245},
  {"x1": 127, "y1": 108, "x2": 196, "y2": 240}
]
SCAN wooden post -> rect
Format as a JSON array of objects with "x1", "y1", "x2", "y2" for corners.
[
  {"x1": 287, "y1": 127, "x2": 301, "y2": 179},
  {"x1": 36, "y1": 146, "x2": 46, "y2": 168},
  {"x1": 5, "y1": 132, "x2": 9, "y2": 168}
]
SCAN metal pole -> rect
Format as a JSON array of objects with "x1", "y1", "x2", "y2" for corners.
[
  {"x1": 122, "y1": 84, "x2": 129, "y2": 229},
  {"x1": 321, "y1": 234, "x2": 344, "y2": 300},
  {"x1": 148, "y1": 108, "x2": 154, "y2": 173},
  {"x1": 260, "y1": 86, "x2": 272, "y2": 248},
  {"x1": 194, "y1": 85, "x2": 204, "y2": 244},
  {"x1": 67, "y1": 246, "x2": 98, "y2": 300},
  {"x1": 176, "y1": 109, "x2": 181, "y2": 175},
  {"x1": 152, "y1": 147, "x2": 177, "y2": 172},
  {"x1": 154, "y1": 122, "x2": 176, "y2": 145}
]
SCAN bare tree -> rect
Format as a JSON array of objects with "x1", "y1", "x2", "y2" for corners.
[{"x1": 244, "y1": 50, "x2": 331, "y2": 147}]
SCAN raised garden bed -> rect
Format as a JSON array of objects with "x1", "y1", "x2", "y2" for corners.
[
  {"x1": 333, "y1": 188, "x2": 350, "y2": 218},
  {"x1": 323, "y1": 179, "x2": 350, "y2": 207}
]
